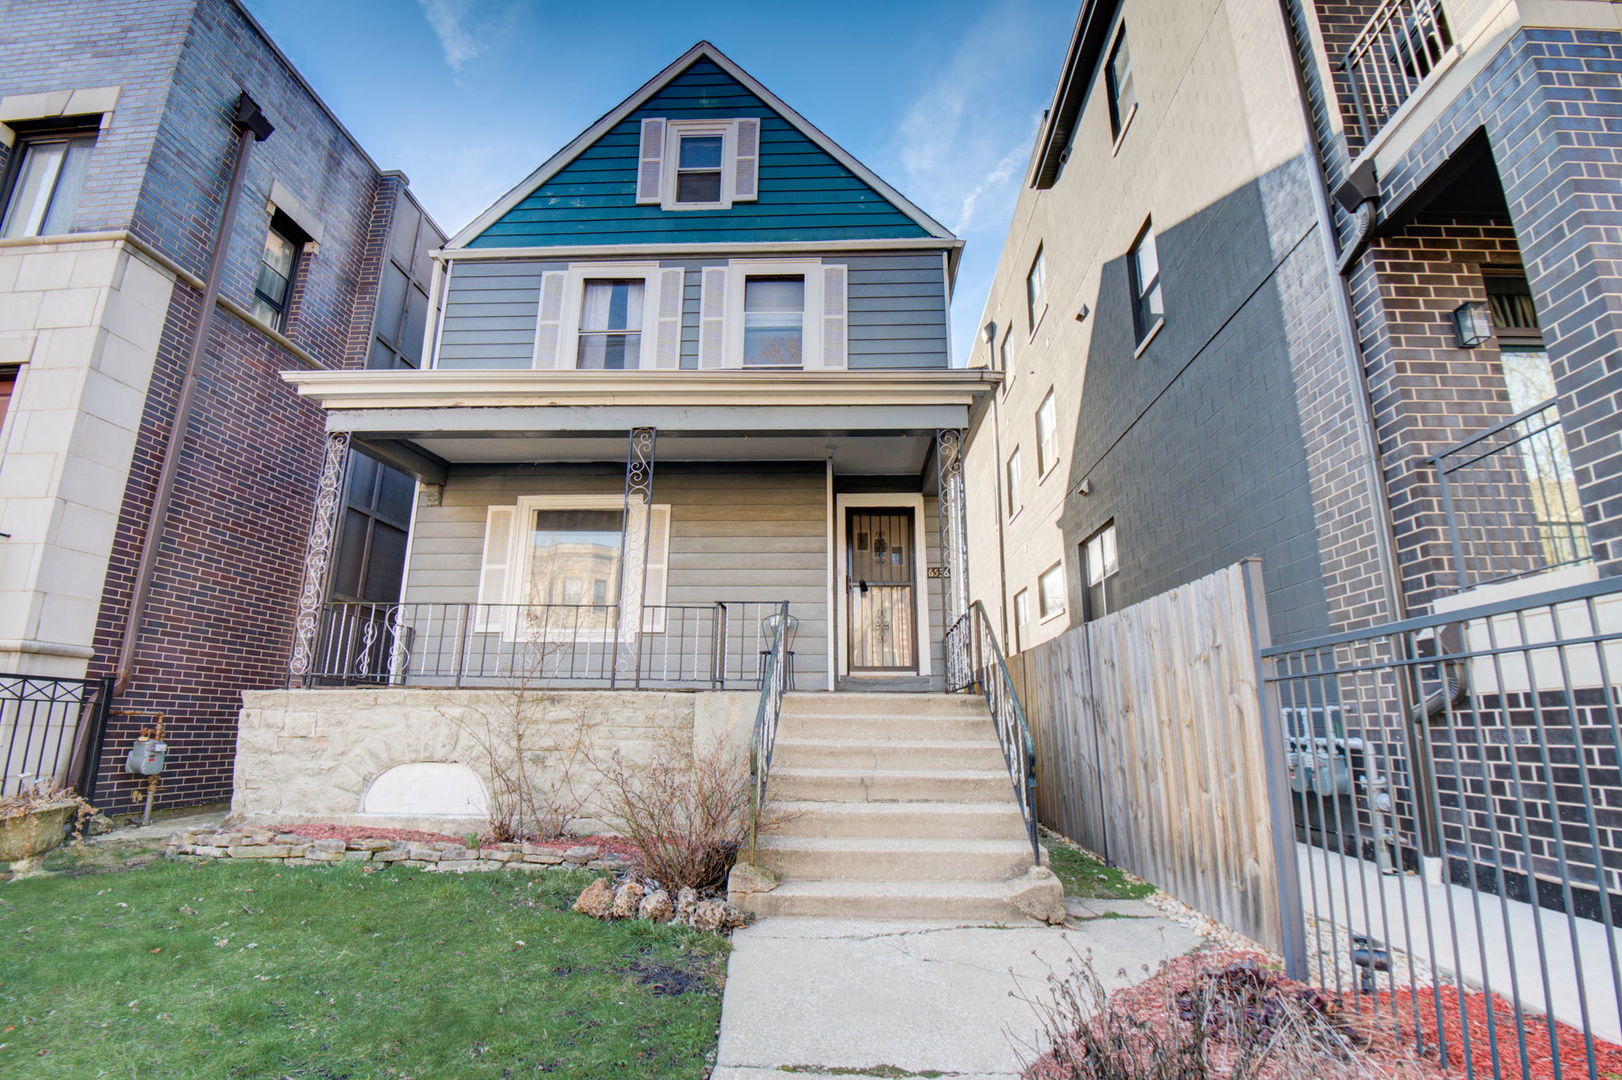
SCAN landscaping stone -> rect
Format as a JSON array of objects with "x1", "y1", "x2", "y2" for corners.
[
  {"x1": 192, "y1": 845, "x2": 226, "y2": 858},
  {"x1": 228, "y1": 844, "x2": 292, "y2": 859},
  {"x1": 689, "y1": 899, "x2": 733, "y2": 933},
  {"x1": 610, "y1": 880, "x2": 645, "y2": 919},
  {"x1": 341, "y1": 850, "x2": 372, "y2": 861},
  {"x1": 676, "y1": 886, "x2": 699, "y2": 921},
  {"x1": 573, "y1": 877, "x2": 615, "y2": 918},
  {"x1": 563, "y1": 846, "x2": 598, "y2": 864},
  {"x1": 375, "y1": 848, "x2": 409, "y2": 862},
  {"x1": 726, "y1": 861, "x2": 777, "y2": 902},
  {"x1": 406, "y1": 845, "x2": 442, "y2": 862},
  {"x1": 312, "y1": 839, "x2": 346, "y2": 853},
  {"x1": 484, "y1": 849, "x2": 521, "y2": 863},
  {"x1": 638, "y1": 889, "x2": 673, "y2": 922},
  {"x1": 1007, "y1": 865, "x2": 1067, "y2": 926},
  {"x1": 306, "y1": 850, "x2": 344, "y2": 862},
  {"x1": 346, "y1": 839, "x2": 393, "y2": 852},
  {"x1": 523, "y1": 852, "x2": 564, "y2": 865}
]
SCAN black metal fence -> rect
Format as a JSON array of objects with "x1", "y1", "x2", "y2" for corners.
[
  {"x1": 1263, "y1": 576, "x2": 1622, "y2": 1079},
  {"x1": 1344, "y1": 0, "x2": 1452, "y2": 143},
  {"x1": 1, "y1": 673, "x2": 113, "y2": 799},
  {"x1": 1433, "y1": 399, "x2": 1591, "y2": 590},
  {"x1": 304, "y1": 601, "x2": 793, "y2": 690}
]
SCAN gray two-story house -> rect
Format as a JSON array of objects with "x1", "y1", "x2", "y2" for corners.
[{"x1": 238, "y1": 43, "x2": 1059, "y2": 923}]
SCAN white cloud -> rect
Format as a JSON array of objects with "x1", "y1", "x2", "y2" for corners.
[{"x1": 418, "y1": 0, "x2": 486, "y2": 71}]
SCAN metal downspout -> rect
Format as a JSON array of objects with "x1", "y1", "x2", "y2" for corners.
[{"x1": 114, "y1": 95, "x2": 274, "y2": 692}]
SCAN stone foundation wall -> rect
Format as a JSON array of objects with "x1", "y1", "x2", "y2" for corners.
[
  {"x1": 167, "y1": 825, "x2": 636, "y2": 874},
  {"x1": 233, "y1": 688, "x2": 757, "y2": 833}
]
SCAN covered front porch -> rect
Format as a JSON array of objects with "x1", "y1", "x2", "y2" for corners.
[{"x1": 281, "y1": 369, "x2": 993, "y2": 695}]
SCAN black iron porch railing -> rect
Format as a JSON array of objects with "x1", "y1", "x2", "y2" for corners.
[
  {"x1": 305, "y1": 601, "x2": 792, "y2": 690},
  {"x1": 1, "y1": 673, "x2": 113, "y2": 799},
  {"x1": 1344, "y1": 0, "x2": 1452, "y2": 144},
  {"x1": 945, "y1": 601, "x2": 1040, "y2": 863},
  {"x1": 1432, "y1": 399, "x2": 1592, "y2": 591},
  {"x1": 748, "y1": 602, "x2": 791, "y2": 856}
]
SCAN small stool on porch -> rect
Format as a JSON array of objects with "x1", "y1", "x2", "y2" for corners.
[{"x1": 757, "y1": 611, "x2": 798, "y2": 690}]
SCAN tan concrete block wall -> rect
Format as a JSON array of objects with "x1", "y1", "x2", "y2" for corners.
[
  {"x1": 0, "y1": 237, "x2": 176, "y2": 675},
  {"x1": 233, "y1": 688, "x2": 757, "y2": 834}
]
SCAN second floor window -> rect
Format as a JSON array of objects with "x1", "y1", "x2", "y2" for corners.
[
  {"x1": 1082, "y1": 522, "x2": 1119, "y2": 621},
  {"x1": 1128, "y1": 221, "x2": 1163, "y2": 344},
  {"x1": 999, "y1": 327, "x2": 1015, "y2": 382},
  {"x1": 1107, "y1": 28, "x2": 1138, "y2": 140},
  {"x1": 1013, "y1": 588, "x2": 1031, "y2": 651},
  {"x1": 1036, "y1": 391, "x2": 1058, "y2": 476},
  {"x1": 1, "y1": 128, "x2": 95, "y2": 239},
  {"x1": 1026, "y1": 247, "x2": 1047, "y2": 330},
  {"x1": 743, "y1": 274, "x2": 805, "y2": 367},
  {"x1": 1039, "y1": 562, "x2": 1066, "y2": 620},
  {"x1": 251, "y1": 214, "x2": 303, "y2": 330},
  {"x1": 1006, "y1": 448, "x2": 1023, "y2": 517},
  {"x1": 577, "y1": 278, "x2": 645, "y2": 369},
  {"x1": 0, "y1": 365, "x2": 16, "y2": 437}
]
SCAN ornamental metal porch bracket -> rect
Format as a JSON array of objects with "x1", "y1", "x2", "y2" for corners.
[
  {"x1": 614, "y1": 427, "x2": 658, "y2": 686},
  {"x1": 936, "y1": 428, "x2": 971, "y2": 626},
  {"x1": 289, "y1": 430, "x2": 352, "y2": 683}
]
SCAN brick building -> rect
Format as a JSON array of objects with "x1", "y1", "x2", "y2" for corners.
[{"x1": 0, "y1": 0, "x2": 441, "y2": 810}]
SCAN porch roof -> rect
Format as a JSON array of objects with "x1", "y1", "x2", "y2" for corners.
[{"x1": 282, "y1": 369, "x2": 998, "y2": 483}]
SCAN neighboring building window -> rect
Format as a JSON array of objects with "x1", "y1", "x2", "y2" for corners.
[
  {"x1": 577, "y1": 278, "x2": 645, "y2": 369},
  {"x1": 1484, "y1": 272, "x2": 1541, "y2": 344},
  {"x1": 1038, "y1": 562, "x2": 1066, "y2": 620},
  {"x1": 1013, "y1": 588, "x2": 1031, "y2": 652},
  {"x1": 1106, "y1": 28, "x2": 1138, "y2": 140},
  {"x1": 251, "y1": 213, "x2": 303, "y2": 330},
  {"x1": 1026, "y1": 247, "x2": 1046, "y2": 329},
  {"x1": 1128, "y1": 221, "x2": 1163, "y2": 343},
  {"x1": 0, "y1": 366, "x2": 16, "y2": 438},
  {"x1": 331, "y1": 453, "x2": 415, "y2": 603},
  {"x1": 742, "y1": 274, "x2": 805, "y2": 367},
  {"x1": 999, "y1": 327, "x2": 1015, "y2": 382},
  {"x1": 369, "y1": 197, "x2": 441, "y2": 370},
  {"x1": 0, "y1": 128, "x2": 95, "y2": 239},
  {"x1": 1082, "y1": 523, "x2": 1119, "y2": 622},
  {"x1": 1006, "y1": 448, "x2": 1023, "y2": 517},
  {"x1": 1036, "y1": 391, "x2": 1058, "y2": 476}
]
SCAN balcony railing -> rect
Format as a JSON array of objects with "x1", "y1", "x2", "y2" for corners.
[
  {"x1": 1344, "y1": 0, "x2": 1452, "y2": 144},
  {"x1": 303, "y1": 601, "x2": 793, "y2": 690},
  {"x1": 1432, "y1": 399, "x2": 1592, "y2": 590}
]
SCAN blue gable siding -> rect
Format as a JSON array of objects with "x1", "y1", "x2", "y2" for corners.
[{"x1": 468, "y1": 59, "x2": 932, "y2": 247}]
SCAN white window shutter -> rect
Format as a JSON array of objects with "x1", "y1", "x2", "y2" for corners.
[
  {"x1": 533, "y1": 271, "x2": 567, "y2": 369},
  {"x1": 636, "y1": 118, "x2": 666, "y2": 204},
  {"x1": 732, "y1": 118, "x2": 760, "y2": 202},
  {"x1": 641, "y1": 504, "x2": 671, "y2": 632},
  {"x1": 818, "y1": 263, "x2": 848, "y2": 370},
  {"x1": 477, "y1": 505, "x2": 517, "y2": 634},
  {"x1": 698, "y1": 266, "x2": 728, "y2": 369},
  {"x1": 654, "y1": 267, "x2": 684, "y2": 370}
]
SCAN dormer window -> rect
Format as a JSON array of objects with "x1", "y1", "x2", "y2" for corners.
[{"x1": 636, "y1": 117, "x2": 760, "y2": 211}]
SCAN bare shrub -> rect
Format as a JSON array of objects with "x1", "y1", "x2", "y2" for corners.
[
  {"x1": 1022, "y1": 952, "x2": 1437, "y2": 1080},
  {"x1": 441, "y1": 644, "x2": 595, "y2": 842},
  {"x1": 591, "y1": 734, "x2": 752, "y2": 892}
]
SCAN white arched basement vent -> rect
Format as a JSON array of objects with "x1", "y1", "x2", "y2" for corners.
[{"x1": 361, "y1": 762, "x2": 489, "y2": 818}]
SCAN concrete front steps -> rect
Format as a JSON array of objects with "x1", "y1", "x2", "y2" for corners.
[{"x1": 734, "y1": 692, "x2": 1065, "y2": 924}]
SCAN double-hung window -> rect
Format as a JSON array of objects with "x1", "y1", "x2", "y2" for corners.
[
  {"x1": 1082, "y1": 523, "x2": 1120, "y2": 622},
  {"x1": 742, "y1": 274, "x2": 805, "y2": 367},
  {"x1": 251, "y1": 213, "x2": 304, "y2": 330},
  {"x1": 1106, "y1": 28, "x2": 1138, "y2": 141},
  {"x1": 1006, "y1": 448, "x2": 1023, "y2": 518},
  {"x1": 1026, "y1": 247, "x2": 1047, "y2": 330},
  {"x1": 1013, "y1": 589, "x2": 1032, "y2": 652},
  {"x1": 1035, "y1": 391, "x2": 1058, "y2": 476},
  {"x1": 1128, "y1": 221, "x2": 1163, "y2": 345},
  {"x1": 1038, "y1": 562, "x2": 1066, "y2": 620},
  {"x1": 999, "y1": 328, "x2": 1015, "y2": 380},
  {"x1": 0, "y1": 127, "x2": 95, "y2": 239},
  {"x1": 577, "y1": 278, "x2": 646, "y2": 369},
  {"x1": 638, "y1": 117, "x2": 760, "y2": 211}
]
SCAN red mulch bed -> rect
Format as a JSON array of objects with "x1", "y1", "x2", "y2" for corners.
[
  {"x1": 272, "y1": 823, "x2": 639, "y2": 856},
  {"x1": 1356, "y1": 986, "x2": 1622, "y2": 1080}
]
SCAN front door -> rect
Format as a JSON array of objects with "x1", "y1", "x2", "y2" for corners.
[{"x1": 845, "y1": 507, "x2": 918, "y2": 673}]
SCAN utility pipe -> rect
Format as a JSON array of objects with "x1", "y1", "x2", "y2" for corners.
[{"x1": 114, "y1": 94, "x2": 274, "y2": 692}]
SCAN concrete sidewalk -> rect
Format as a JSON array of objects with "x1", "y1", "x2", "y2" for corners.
[{"x1": 713, "y1": 910, "x2": 1207, "y2": 1079}]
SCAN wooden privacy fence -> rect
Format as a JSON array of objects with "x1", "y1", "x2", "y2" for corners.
[{"x1": 1006, "y1": 559, "x2": 1294, "y2": 950}]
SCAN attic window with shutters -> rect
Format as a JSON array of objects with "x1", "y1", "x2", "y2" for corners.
[{"x1": 636, "y1": 117, "x2": 761, "y2": 211}]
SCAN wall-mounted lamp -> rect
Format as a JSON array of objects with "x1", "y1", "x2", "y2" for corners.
[
  {"x1": 1076, "y1": 478, "x2": 1092, "y2": 496},
  {"x1": 1074, "y1": 304, "x2": 1090, "y2": 323},
  {"x1": 1451, "y1": 301, "x2": 1492, "y2": 348}
]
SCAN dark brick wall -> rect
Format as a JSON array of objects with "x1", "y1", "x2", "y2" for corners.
[{"x1": 65, "y1": 0, "x2": 411, "y2": 811}]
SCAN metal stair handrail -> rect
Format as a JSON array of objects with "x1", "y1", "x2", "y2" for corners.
[
  {"x1": 748, "y1": 600, "x2": 792, "y2": 858},
  {"x1": 946, "y1": 600, "x2": 1040, "y2": 862}
]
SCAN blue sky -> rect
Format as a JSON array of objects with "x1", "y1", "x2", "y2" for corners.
[{"x1": 242, "y1": 0, "x2": 1075, "y2": 363}]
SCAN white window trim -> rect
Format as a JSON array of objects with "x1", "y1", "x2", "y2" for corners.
[
  {"x1": 1035, "y1": 390, "x2": 1059, "y2": 479},
  {"x1": 723, "y1": 258, "x2": 825, "y2": 370},
  {"x1": 486, "y1": 495, "x2": 673, "y2": 639},
  {"x1": 1038, "y1": 560, "x2": 1067, "y2": 622},
  {"x1": 557, "y1": 263, "x2": 661, "y2": 371},
  {"x1": 1005, "y1": 447, "x2": 1023, "y2": 519},
  {"x1": 663, "y1": 118, "x2": 737, "y2": 211}
]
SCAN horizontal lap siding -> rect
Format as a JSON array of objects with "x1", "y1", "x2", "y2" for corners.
[
  {"x1": 435, "y1": 253, "x2": 947, "y2": 370},
  {"x1": 406, "y1": 464, "x2": 831, "y2": 683},
  {"x1": 468, "y1": 59, "x2": 929, "y2": 248}
]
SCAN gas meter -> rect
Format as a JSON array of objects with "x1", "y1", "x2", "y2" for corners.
[{"x1": 126, "y1": 739, "x2": 168, "y2": 776}]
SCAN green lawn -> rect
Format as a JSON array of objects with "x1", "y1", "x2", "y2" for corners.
[
  {"x1": 1042, "y1": 832, "x2": 1156, "y2": 900},
  {"x1": 0, "y1": 845, "x2": 727, "y2": 1079}
]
